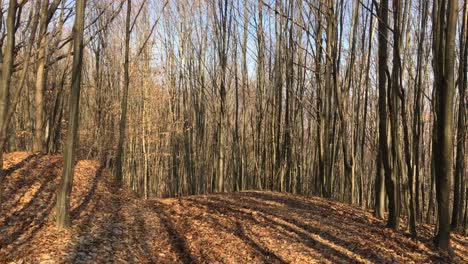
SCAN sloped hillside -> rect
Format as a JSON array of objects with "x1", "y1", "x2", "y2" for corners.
[{"x1": 0, "y1": 153, "x2": 466, "y2": 263}]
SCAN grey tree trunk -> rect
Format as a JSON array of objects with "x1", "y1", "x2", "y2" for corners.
[
  {"x1": 0, "y1": 0, "x2": 17, "y2": 207},
  {"x1": 451, "y1": 0, "x2": 467, "y2": 231},
  {"x1": 115, "y1": 0, "x2": 132, "y2": 184},
  {"x1": 33, "y1": 0, "x2": 50, "y2": 153},
  {"x1": 33, "y1": 0, "x2": 61, "y2": 153},
  {"x1": 56, "y1": 0, "x2": 86, "y2": 229},
  {"x1": 413, "y1": 0, "x2": 429, "y2": 224},
  {"x1": 432, "y1": 0, "x2": 458, "y2": 250}
]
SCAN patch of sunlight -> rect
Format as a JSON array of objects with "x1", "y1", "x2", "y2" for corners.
[{"x1": 18, "y1": 182, "x2": 42, "y2": 206}]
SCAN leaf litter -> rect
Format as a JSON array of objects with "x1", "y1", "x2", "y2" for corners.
[{"x1": 0, "y1": 152, "x2": 466, "y2": 263}]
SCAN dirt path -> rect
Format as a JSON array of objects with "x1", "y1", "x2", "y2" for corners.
[{"x1": 1, "y1": 153, "x2": 466, "y2": 263}]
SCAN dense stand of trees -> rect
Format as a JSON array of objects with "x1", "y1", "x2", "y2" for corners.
[{"x1": 0, "y1": 0, "x2": 465, "y2": 249}]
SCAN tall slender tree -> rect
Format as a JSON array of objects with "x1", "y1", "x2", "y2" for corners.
[
  {"x1": 451, "y1": 0, "x2": 467, "y2": 231},
  {"x1": 377, "y1": 0, "x2": 399, "y2": 230},
  {"x1": 33, "y1": 0, "x2": 61, "y2": 153},
  {"x1": 432, "y1": 0, "x2": 458, "y2": 250},
  {"x1": 56, "y1": 0, "x2": 86, "y2": 229},
  {"x1": 0, "y1": 0, "x2": 18, "y2": 206},
  {"x1": 115, "y1": 0, "x2": 132, "y2": 184}
]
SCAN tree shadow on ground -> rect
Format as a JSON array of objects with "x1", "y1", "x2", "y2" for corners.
[
  {"x1": 2, "y1": 154, "x2": 41, "y2": 205},
  {"x1": 2, "y1": 153, "x2": 463, "y2": 264},
  {"x1": 244, "y1": 192, "x2": 464, "y2": 262},
  {"x1": 0, "y1": 156, "x2": 60, "y2": 256},
  {"x1": 66, "y1": 172, "x2": 127, "y2": 262},
  {"x1": 240, "y1": 192, "x2": 440, "y2": 250},
  {"x1": 175, "y1": 191, "x2": 452, "y2": 263},
  {"x1": 65, "y1": 167, "x2": 157, "y2": 263},
  {"x1": 148, "y1": 201, "x2": 196, "y2": 264},
  {"x1": 131, "y1": 206, "x2": 158, "y2": 264},
  {"x1": 3, "y1": 154, "x2": 38, "y2": 176},
  {"x1": 71, "y1": 165, "x2": 104, "y2": 218},
  {"x1": 205, "y1": 213, "x2": 288, "y2": 263},
  {"x1": 184, "y1": 196, "x2": 362, "y2": 263}
]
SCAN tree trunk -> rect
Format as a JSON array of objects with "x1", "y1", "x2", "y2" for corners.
[
  {"x1": 451, "y1": 0, "x2": 467, "y2": 231},
  {"x1": 413, "y1": 0, "x2": 429, "y2": 224},
  {"x1": 432, "y1": 0, "x2": 458, "y2": 250},
  {"x1": 378, "y1": 0, "x2": 399, "y2": 230},
  {"x1": 56, "y1": 0, "x2": 86, "y2": 229},
  {"x1": 375, "y1": 150, "x2": 385, "y2": 218},
  {"x1": 393, "y1": 0, "x2": 416, "y2": 237},
  {"x1": 33, "y1": 0, "x2": 50, "y2": 153},
  {"x1": 0, "y1": 0, "x2": 17, "y2": 207},
  {"x1": 115, "y1": 0, "x2": 132, "y2": 184}
]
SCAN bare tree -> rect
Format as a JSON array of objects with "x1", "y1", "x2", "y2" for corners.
[
  {"x1": 56, "y1": 0, "x2": 86, "y2": 229},
  {"x1": 0, "y1": 0, "x2": 18, "y2": 206},
  {"x1": 33, "y1": 0, "x2": 61, "y2": 153},
  {"x1": 432, "y1": 0, "x2": 458, "y2": 250},
  {"x1": 451, "y1": 0, "x2": 467, "y2": 231},
  {"x1": 115, "y1": 0, "x2": 132, "y2": 184}
]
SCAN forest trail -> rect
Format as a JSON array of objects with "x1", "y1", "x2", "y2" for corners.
[{"x1": 0, "y1": 153, "x2": 467, "y2": 264}]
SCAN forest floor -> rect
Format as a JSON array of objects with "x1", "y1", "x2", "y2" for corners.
[{"x1": 0, "y1": 153, "x2": 467, "y2": 264}]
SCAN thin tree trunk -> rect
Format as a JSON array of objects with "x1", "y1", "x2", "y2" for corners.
[
  {"x1": 33, "y1": 0, "x2": 49, "y2": 152},
  {"x1": 56, "y1": 0, "x2": 86, "y2": 229},
  {"x1": 413, "y1": 0, "x2": 429, "y2": 224},
  {"x1": 451, "y1": 0, "x2": 467, "y2": 231},
  {"x1": 0, "y1": 0, "x2": 17, "y2": 207},
  {"x1": 377, "y1": 0, "x2": 399, "y2": 230},
  {"x1": 115, "y1": 0, "x2": 132, "y2": 184}
]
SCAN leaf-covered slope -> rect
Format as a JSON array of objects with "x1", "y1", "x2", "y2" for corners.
[{"x1": 0, "y1": 153, "x2": 466, "y2": 263}]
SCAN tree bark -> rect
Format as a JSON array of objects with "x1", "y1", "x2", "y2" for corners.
[
  {"x1": 0, "y1": 0, "x2": 17, "y2": 207},
  {"x1": 115, "y1": 0, "x2": 132, "y2": 184},
  {"x1": 377, "y1": 0, "x2": 399, "y2": 230},
  {"x1": 451, "y1": 0, "x2": 467, "y2": 231},
  {"x1": 432, "y1": 0, "x2": 458, "y2": 250},
  {"x1": 56, "y1": 0, "x2": 86, "y2": 229}
]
